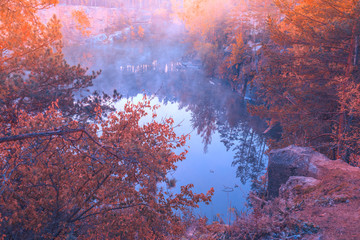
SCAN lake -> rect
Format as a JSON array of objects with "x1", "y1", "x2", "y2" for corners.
[{"x1": 64, "y1": 33, "x2": 267, "y2": 224}]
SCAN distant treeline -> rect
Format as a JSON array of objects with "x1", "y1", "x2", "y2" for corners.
[{"x1": 59, "y1": 0, "x2": 177, "y2": 8}]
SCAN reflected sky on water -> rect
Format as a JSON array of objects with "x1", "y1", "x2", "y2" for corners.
[{"x1": 64, "y1": 38, "x2": 267, "y2": 223}]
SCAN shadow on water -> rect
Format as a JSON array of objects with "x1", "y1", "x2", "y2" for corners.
[{"x1": 64, "y1": 31, "x2": 268, "y2": 223}]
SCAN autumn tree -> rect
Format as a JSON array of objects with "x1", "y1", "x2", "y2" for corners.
[
  {"x1": 0, "y1": 0, "x2": 117, "y2": 135},
  {"x1": 221, "y1": 0, "x2": 278, "y2": 94},
  {"x1": 252, "y1": 0, "x2": 360, "y2": 161},
  {"x1": 138, "y1": 25, "x2": 145, "y2": 39},
  {"x1": 0, "y1": 0, "x2": 59, "y2": 66},
  {"x1": 1, "y1": 1, "x2": 215, "y2": 238},
  {"x1": 220, "y1": 32, "x2": 253, "y2": 93},
  {"x1": 0, "y1": 98, "x2": 213, "y2": 239},
  {"x1": 178, "y1": 0, "x2": 232, "y2": 76},
  {"x1": 71, "y1": 9, "x2": 91, "y2": 36},
  {"x1": 179, "y1": 0, "x2": 278, "y2": 90}
]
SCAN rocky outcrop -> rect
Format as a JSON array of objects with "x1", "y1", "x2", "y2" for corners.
[
  {"x1": 266, "y1": 146, "x2": 360, "y2": 239},
  {"x1": 267, "y1": 145, "x2": 359, "y2": 198},
  {"x1": 197, "y1": 146, "x2": 360, "y2": 239},
  {"x1": 267, "y1": 146, "x2": 322, "y2": 197},
  {"x1": 279, "y1": 176, "x2": 320, "y2": 206}
]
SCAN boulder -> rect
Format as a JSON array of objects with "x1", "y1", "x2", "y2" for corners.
[
  {"x1": 267, "y1": 145, "x2": 328, "y2": 198},
  {"x1": 279, "y1": 176, "x2": 320, "y2": 203},
  {"x1": 267, "y1": 145, "x2": 360, "y2": 198}
]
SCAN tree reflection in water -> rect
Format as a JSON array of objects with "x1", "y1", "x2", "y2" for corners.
[
  {"x1": 64, "y1": 40, "x2": 268, "y2": 187},
  {"x1": 219, "y1": 120, "x2": 267, "y2": 184},
  {"x1": 188, "y1": 90, "x2": 268, "y2": 184}
]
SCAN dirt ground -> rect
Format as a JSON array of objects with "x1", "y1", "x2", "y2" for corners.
[{"x1": 292, "y1": 166, "x2": 360, "y2": 240}]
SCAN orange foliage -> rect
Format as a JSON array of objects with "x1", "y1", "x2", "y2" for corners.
[
  {"x1": 0, "y1": 0, "x2": 101, "y2": 132},
  {"x1": 0, "y1": 97, "x2": 213, "y2": 238},
  {"x1": 0, "y1": 1, "x2": 214, "y2": 238},
  {"x1": 71, "y1": 9, "x2": 91, "y2": 36},
  {"x1": 130, "y1": 26, "x2": 136, "y2": 40},
  {"x1": 252, "y1": 0, "x2": 360, "y2": 160},
  {"x1": 138, "y1": 25, "x2": 145, "y2": 39},
  {"x1": 0, "y1": 0, "x2": 59, "y2": 69},
  {"x1": 180, "y1": 0, "x2": 231, "y2": 38}
]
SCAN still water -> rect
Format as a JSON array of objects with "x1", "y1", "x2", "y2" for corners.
[{"x1": 64, "y1": 38, "x2": 267, "y2": 223}]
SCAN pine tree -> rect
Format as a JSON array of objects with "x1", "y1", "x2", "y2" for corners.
[{"x1": 253, "y1": 0, "x2": 360, "y2": 160}]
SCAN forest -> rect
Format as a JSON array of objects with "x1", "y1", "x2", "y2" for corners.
[
  {"x1": 1, "y1": 0, "x2": 360, "y2": 239},
  {"x1": 180, "y1": 0, "x2": 360, "y2": 164}
]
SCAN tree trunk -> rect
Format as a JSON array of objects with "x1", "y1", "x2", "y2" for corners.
[{"x1": 337, "y1": 19, "x2": 357, "y2": 160}]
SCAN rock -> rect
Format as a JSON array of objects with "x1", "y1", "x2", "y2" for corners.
[
  {"x1": 259, "y1": 146, "x2": 360, "y2": 239},
  {"x1": 280, "y1": 176, "x2": 320, "y2": 195},
  {"x1": 279, "y1": 176, "x2": 320, "y2": 205},
  {"x1": 267, "y1": 146, "x2": 326, "y2": 197},
  {"x1": 267, "y1": 145, "x2": 360, "y2": 198}
]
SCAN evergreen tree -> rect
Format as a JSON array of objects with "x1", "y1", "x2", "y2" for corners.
[{"x1": 252, "y1": 0, "x2": 360, "y2": 161}]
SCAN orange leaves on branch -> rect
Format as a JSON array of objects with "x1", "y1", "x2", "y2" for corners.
[
  {"x1": 71, "y1": 9, "x2": 91, "y2": 37},
  {"x1": 180, "y1": 0, "x2": 231, "y2": 38},
  {"x1": 138, "y1": 25, "x2": 145, "y2": 39},
  {"x1": 0, "y1": 0, "x2": 60, "y2": 68},
  {"x1": 254, "y1": 0, "x2": 360, "y2": 159},
  {"x1": 0, "y1": 97, "x2": 212, "y2": 239},
  {"x1": 130, "y1": 25, "x2": 145, "y2": 40},
  {"x1": 0, "y1": 1, "x2": 214, "y2": 237},
  {"x1": 0, "y1": 0, "x2": 100, "y2": 129}
]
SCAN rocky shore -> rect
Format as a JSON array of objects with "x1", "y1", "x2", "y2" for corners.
[
  {"x1": 186, "y1": 146, "x2": 360, "y2": 239},
  {"x1": 267, "y1": 146, "x2": 360, "y2": 239}
]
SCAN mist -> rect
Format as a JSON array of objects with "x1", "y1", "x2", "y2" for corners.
[{"x1": 39, "y1": 0, "x2": 267, "y2": 223}]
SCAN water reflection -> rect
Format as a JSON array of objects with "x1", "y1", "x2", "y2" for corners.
[
  {"x1": 219, "y1": 120, "x2": 267, "y2": 184},
  {"x1": 64, "y1": 39, "x2": 267, "y2": 221}
]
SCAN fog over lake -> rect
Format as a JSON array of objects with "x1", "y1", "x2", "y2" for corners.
[{"x1": 63, "y1": 12, "x2": 267, "y2": 223}]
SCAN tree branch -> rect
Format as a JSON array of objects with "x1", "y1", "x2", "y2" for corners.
[{"x1": 0, "y1": 129, "x2": 85, "y2": 143}]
